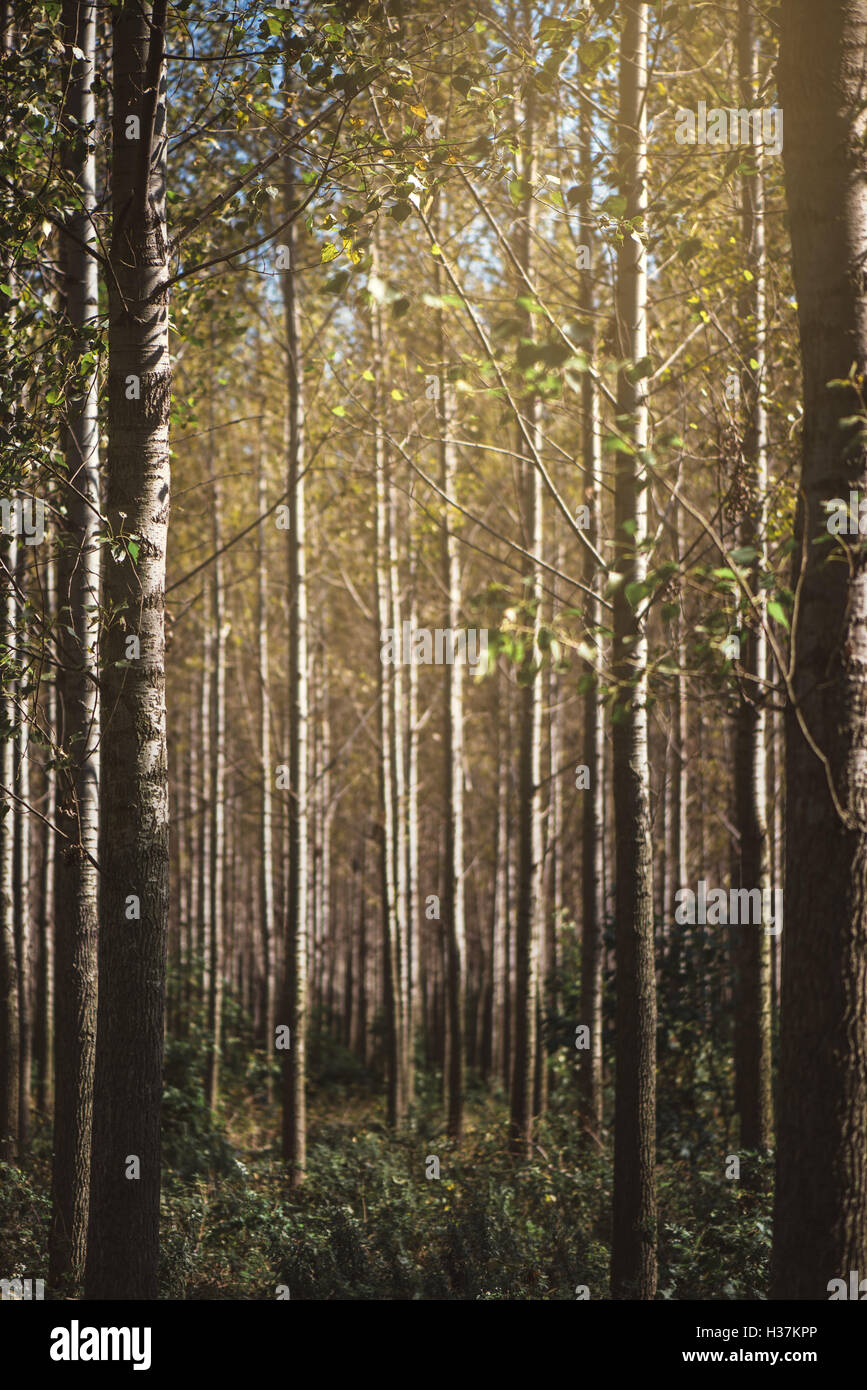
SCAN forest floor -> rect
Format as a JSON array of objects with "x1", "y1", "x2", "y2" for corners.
[{"x1": 1, "y1": 1025, "x2": 774, "y2": 1300}]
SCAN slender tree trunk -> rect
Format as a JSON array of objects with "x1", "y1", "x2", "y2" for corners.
[
  {"x1": 490, "y1": 666, "x2": 509, "y2": 1087},
  {"x1": 86, "y1": 0, "x2": 170, "y2": 1301},
  {"x1": 0, "y1": 533, "x2": 19, "y2": 1162},
  {"x1": 610, "y1": 0, "x2": 657, "y2": 1300},
  {"x1": 205, "y1": 445, "x2": 226, "y2": 1116},
  {"x1": 733, "y1": 0, "x2": 773, "y2": 1155},
  {"x1": 509, "y1": 2, "x2": 544, "y2": 1159},
  {"x1": 280, "y1": 156, "x2": 308, "y2": 1182},
  {"x1": 578, "y1": 77, "x2": 606, "y2": 1135},
  {"x1": 372, "y1": 242, "x2": 404, "y2": 1128},
  {"x1": 771, "y1": 0, "x2": 867, "y2": 1299},
  {"x1": 198, "y1": 611, "x2": 211, "y2": 1012},
  {"x1": 14, "y1": 544, "x2": 32, "y2": 1156},
  {"x1": 434, "y1": 222, "x2": 466, "y2": 1140},
  {"x1": 406, "y1": 544, "x2": 420, "y2": 1103},
  {"x1": 257, "y1": 410, "x2": 276, "y2": 1084},
  {"x1": 36, "y1": 580, "x2": 55, "y2": 1115},
  {"x1": 0, "y1": 0, "x2": 19, "y2": 1170}
]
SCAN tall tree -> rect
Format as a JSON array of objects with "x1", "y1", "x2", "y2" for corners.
[
  {"x1": 372, "y1": 239, "x2": 405, "y2": 1128},
  {"x1": 610, "y1": 0, "x2": 657, "y2": 1300},
  {"x1": 771, "y1": 0, "x2": 867, "y2": 1300},
  {"x1": 205, "y1": 441, "x2": 226, "y2": 1116},
  {"x1": 49, "y1": 0, "x2": 100, "y2": 1289},
  {"x1": 577, "y1": 73, "x2": 606, "y2": 1136},
  {"x1": 257, "y1": 404, "x2": 276, "y2": 1082},
  {"x1": 732, "y1": 0, "x2": 772, "y2": 1155},
  {"x1": 509, "y1": 0, "x2": 544, "y2": 1160},
  {"x1": 85, "y1": 0, "x2": 170, "y2": 1300},
  {"x1": 280, "y1": 154, "x2": 309, "y2": 1182},
  {"x1": 435, "y1": 206, "x2": 466, "y2": 1140},
  {"x1": 0, "y1": 533, "x2": 20, "y2": 1163}
]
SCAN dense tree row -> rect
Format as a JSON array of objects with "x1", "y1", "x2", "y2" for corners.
[{"x1": 0, "y1": 0, "x2": 865, "y2": 1302}]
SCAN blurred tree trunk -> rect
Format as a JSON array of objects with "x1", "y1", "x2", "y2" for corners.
[{"x1": 772, "y1": 0, "x2": 867, "y2": 1299}]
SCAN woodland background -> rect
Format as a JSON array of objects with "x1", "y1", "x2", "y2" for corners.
[{"x1": 0, "y1": 0, "x2": 864, "y2": 1302}]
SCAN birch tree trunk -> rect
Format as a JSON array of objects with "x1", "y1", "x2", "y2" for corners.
[{"x1": 610, "y1": 0, "x2": 657, "y2": 1300}]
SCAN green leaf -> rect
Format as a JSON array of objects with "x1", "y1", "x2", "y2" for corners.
[
  {"x1": 768, "y1": 600, "x2": 789, "y2": 629},
  {"x1": 320, "y1": 242, "x2": 340, "y2": 264}
]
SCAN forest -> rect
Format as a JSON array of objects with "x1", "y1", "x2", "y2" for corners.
[{"x1": 1, "y1": 0, "x2": 866, "y2": 1319}]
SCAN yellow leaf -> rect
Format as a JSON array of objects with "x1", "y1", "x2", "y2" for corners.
[{"x1": 410, "y1": 103, "x2": 426, "y2": 118}]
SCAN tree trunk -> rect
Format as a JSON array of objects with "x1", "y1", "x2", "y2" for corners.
[
  {"x1": 771, "y1": 0, "x2": 867, "y2": 1299},
  {"x1": 435, "y1": 222, "x2": 466, "y2": 1140},
  {"x1": 732, "y1": 0, "x2": 773, "y2": 1155},
  {"x1": 578, "y1": 75, "x2": 606, "y2": 1135},
  {"x1": 205, "y1": 445, "x2": 226, "y2": 1116},
  {"x1": 257, "y1": 408, "x2": 276, "y2": 1085},
  {"x1": 280, "y1": 156, "x2": 308, "y2": 1182},
  {"x1": 610, "y1": 0, "x2": 657, "y2": 1300},
  {"x1": 14, "y1": 540, "x2": 32, "y2": 1155},
  {"x1": 48, "y1": 8, "x2": 100, "y2": 1251},
  {"x1": 0, "y1": 534, "x2": 19, "y2": 1162},
  {"x1": 372, "y1": 240, "x2": 404, "y2": 1128},
  {"x1": 85, "y1": 0, "x2": 170, "y2": 1301},
  {"x1": 509, "y1": 0, "x2": 544, "y2": 1159}
]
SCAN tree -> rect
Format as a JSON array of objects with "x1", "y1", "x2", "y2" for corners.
[
  {"x1": 610, "y1": 0, "x2": 657, "y2": 1300},
  {"x1": 280, "y1": 154, "x2": 309, "y2": 1182},
  {"x1": 49, "y1": 0, "x2": 100, "y2": 1289},
  {"x1": 509, "y1": 0, "x2": 544, "y2": 1160},
  {"x1": 85, "y1": 0, "x2": 170, "y2": 1301},
  {"x1": 577, "y1": 70, "x2": 606, "y2": 1136},
  {"x1": 435, "y1": 200, "x2": 466, "y2": 1140},
  {"x1": 732, "y1": 0, "x2": 772, "y2": 1156},
  {"x1": 771, "y1": 0, "x2": 867, "y2": 1300}
]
